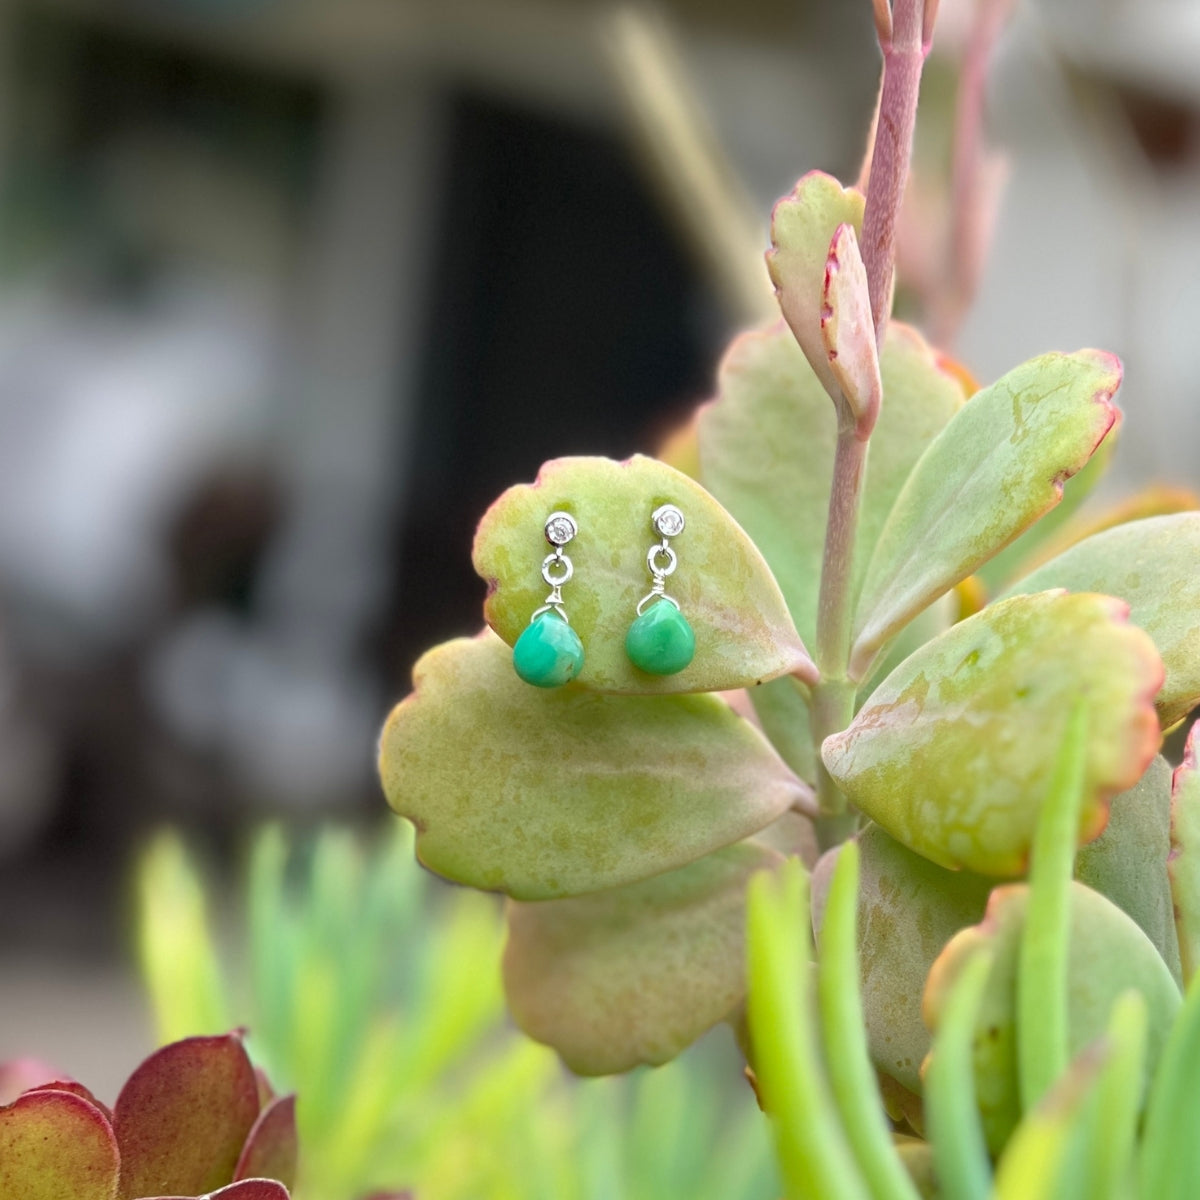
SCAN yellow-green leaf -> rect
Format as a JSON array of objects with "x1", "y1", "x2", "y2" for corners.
[
  {"x1": 1005, "y1": 513, "x2": 1200, "y2": 727},
  {"x1": 0, "y1": 1091, "x2": 118, "y2": 1200},
  {"x1": 823, "y1": 592, "x2": 1163, "y2": 876},
  {"x1": 766, "y1": 171, "x2": 865, "y2": 400},
  {"x1": 503, "y1": 840, "x2": 780, "y2": 1075},
  {"x1": 924, "y1": 882, "x2": 1180, "y2": 1154},
  {"x1": 379, "y1": 632, "x2": 809, "y2": 900},
  {"x1": 697, "y1": 321, "x2": 963, "y2": 650},
  {"x1": 474, "y1": 454, "x2": 814, "y2": 694},
  {"x1": 851, "y1": 351, "x2": 1121, "y2": 675},
  {"x1": 811, "y1": 824, "x2": 992, "y2": 1095}
]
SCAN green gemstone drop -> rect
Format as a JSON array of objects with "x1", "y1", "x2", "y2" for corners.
[
  {"x1": 513, "y1": 611, "x2": 585, "y2": 688},
  {"x1": 625, "y1": 600, "x2": 696, "y2": 675}
]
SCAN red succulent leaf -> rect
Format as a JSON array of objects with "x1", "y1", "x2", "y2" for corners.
[
  {"x1": 234, "y1": 1094, "x2": 298, "y2": 1189},
  {"x1": 0, "y1": 1088, "x2": 119, "y2": 1200},
  {"x1": 253, "y1": 1066, "x2": 277, "y2": 1109},
  {"x1": 113, "y1": 1033, "x2": 261, "y2": 1200},
  {"x1": 25, "y1": 1078, "x2": 114, "y2": 1121},
  {"x1": 146, "y1": 1182, "x2": 291, "y2": 1200}
]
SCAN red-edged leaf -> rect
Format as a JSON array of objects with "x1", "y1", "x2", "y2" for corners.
[
  {"x1": 24, "y1": 1079, "x2": 113, "y2": 1121},
  {"x1": 0, "y1": 1089, "x2": 119, "y2": 1200},
  {"x1": 114, "y1": 1034, "x2": 260, "y2": 1200},
  {"x1": 146, "y1": 1182, "x2": 291, "y2": 1200},
  {"x1": 821, "y1": 222, "x2": 881, "y2": 436},
  {"x1": 234, "y1": 1095, "x2": 297, "y2": 1189}
]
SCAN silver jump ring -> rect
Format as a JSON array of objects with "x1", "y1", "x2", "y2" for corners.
[
  {"x1": 542, "y1": 553, "x2": 573, "y2": 587},
  {"x1": 647, "y1": 544, "x2": 677, "y2": 578}
]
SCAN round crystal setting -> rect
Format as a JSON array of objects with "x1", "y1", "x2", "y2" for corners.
[
  {"x1": 652, "y1": 504, "x2": 685, "y2": 538},
  {"x1": 544, "y1": 511, "x2": 578, "y2": 546}
]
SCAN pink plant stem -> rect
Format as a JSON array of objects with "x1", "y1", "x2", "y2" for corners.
[
  {"x1": 936, "y1": 0, "x2": 1015, "y2": 345},
  {"x1": 816, "y1": 432, "x2": 867, "y2": 678},
  {"x1": 810, "y1": 0, "x2": 936, "y2": 841},
  {"x1": 812, "y1": 432, "x2": 868, "y2": 843},
  {"x1": 861, "y1": 0, "x2": 935, "y2": 345}
]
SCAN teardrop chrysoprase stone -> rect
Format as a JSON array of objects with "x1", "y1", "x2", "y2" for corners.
[
  {"x1": 512, "y1": 611, "x2": 585, "y2": 687},
  {"x1": 625, "y1": 600, "x2": 695, "y2": 675}
]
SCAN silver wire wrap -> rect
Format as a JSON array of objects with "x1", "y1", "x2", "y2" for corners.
[
  {"x1": 530, "y1": 511, "x2": 577, "y2": 623},
  {"x1": 636, "y1": 523, "x2": 683, "y2": 616}
]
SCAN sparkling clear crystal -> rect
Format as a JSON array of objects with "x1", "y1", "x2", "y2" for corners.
[
  {"x1": 653, "y1": 504, "x2": 685, "y2": 538},
  {"x1": 544, "y1": 512, "x2": 577, "y2": 546}
]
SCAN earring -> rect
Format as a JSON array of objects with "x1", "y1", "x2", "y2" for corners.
[
  {"x1": 512, "y1": 511, "x2": 586, "y2": 688},
  {"x1": 625, "y1": 503, "x2": 695, "y2": 675}
]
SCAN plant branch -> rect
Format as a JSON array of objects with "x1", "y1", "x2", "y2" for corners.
[
  {"x1": 811, "y1": 431, "x2": 868, "y2": 838},
  {"x1": 861, "y1": 0, "x2": 936, "y2": 344}
]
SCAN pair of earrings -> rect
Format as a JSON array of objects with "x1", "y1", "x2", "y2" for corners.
[{"x1": 512, "y1": 505, "x2": 696, "y2": 688}]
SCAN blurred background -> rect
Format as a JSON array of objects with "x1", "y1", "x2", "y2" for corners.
[{"x1": 0, "y1": 0, "x2": 1198, "y2": 1120}]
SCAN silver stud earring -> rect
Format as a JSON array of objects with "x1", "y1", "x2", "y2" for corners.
[
  {"x1": 624, "y1": 504, "x2": 695, "y2": 675},
  {"x1": 512, "y1": 511, "x2": 585, "y2": 687}
]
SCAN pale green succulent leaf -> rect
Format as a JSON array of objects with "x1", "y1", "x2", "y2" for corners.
[
  {"x1": 924, "y1": 882, "x2": 1180, "y2": 1154},
  {"x1": 851, "y1": 351, "x2": 1121, "y2": 675},
  {"x1": 974, "y1": 433, "x2": 1116, "y2": 594},
  {"x1": 815, "y1": 841, "x2": 923, "y2": 1200},
  {"x1": 1076, "y1": 756, "x2": 1181, "y2": 983},
  {"x1": 748, "y1": 675, "x2": 816, "y2": 785},
  {"x1": 503, "y1": 840, "x2": 780, "y2": 1075},
  {"x1": 379, "y1": 632, "x2": 808, "y2": 900},
  {"x1": 811, "y1": 824, "x2": 992, "y2": 1096},
  {"x1": 766, "y1": 171, "x2": 865, "y2": 399},
  {"x1": 1006, "y1": 512, "x2": 1200, "y2": 727},
  {"x1": 474, "y1": 454, "x2": 814, "y2": 694},
  {"x1": 698, "y1": 320, "x2": 963, "y2": 650},
  {"x1": 824, "y1": 592, "x2": 1163, "y2": 876}
]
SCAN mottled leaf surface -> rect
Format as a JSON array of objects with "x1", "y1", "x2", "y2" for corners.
[
  {"x1": 852, "y1": 351, "x2": 1121, "y2": 674},
  {"x1": 698, "y1": 321, "x2": 963, "y2": 650},
  {"x1": 1007, "y1": 513, "x2": 1200, "y2": 727},
  {"x1": 824, "y1": 593, "x2": 1163, "y2": 876},
  {"x1": 811, "y1": 824, "x2": 992, "y2": 1095},
  {"x1": 474, "y1": 454, "x2": 812, "y2": 694},
  {"x1": 504, "y1": 840, "x2": 780, "y2": 1074},
  {"x1": 1076, "y1": 755, "x2": 1180, "y2": 982},
  {"x1": 974, "y1": 433, "x2": 1117, "y2": 594},
  {"x1": 924, "y1": 882, "x2": 1179, "y2": 1153},
  {"x1": 114, "y1": 1034, "x2": 260, "y2": 1200},
  {"x1": 0, "y1": 1090, "x2": 118, "y2": 1200},
  {"x1": 233, "y1": 1095, "x2": 297, "y2": 1189},
  {"x1": 1170, "y1": 725, "x2": 1200, "y2": 984},
  {"x1": 767, "y1": 171, "x2": 865, "y2": 398},
  {"x1": 379, "y1": 632, "x2": 807, "y2": 900}
]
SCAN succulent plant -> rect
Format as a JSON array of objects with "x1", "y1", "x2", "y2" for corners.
[
  {"x1": 376, "y1": 0, "x2": 1200, "y2": 1189},
  {"x1": 0, "y1": 1032, "x2": 295, "y2": 1200},
  {"x1": 135, "y1": 822, "x2": 779, "y2": 1200}
]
